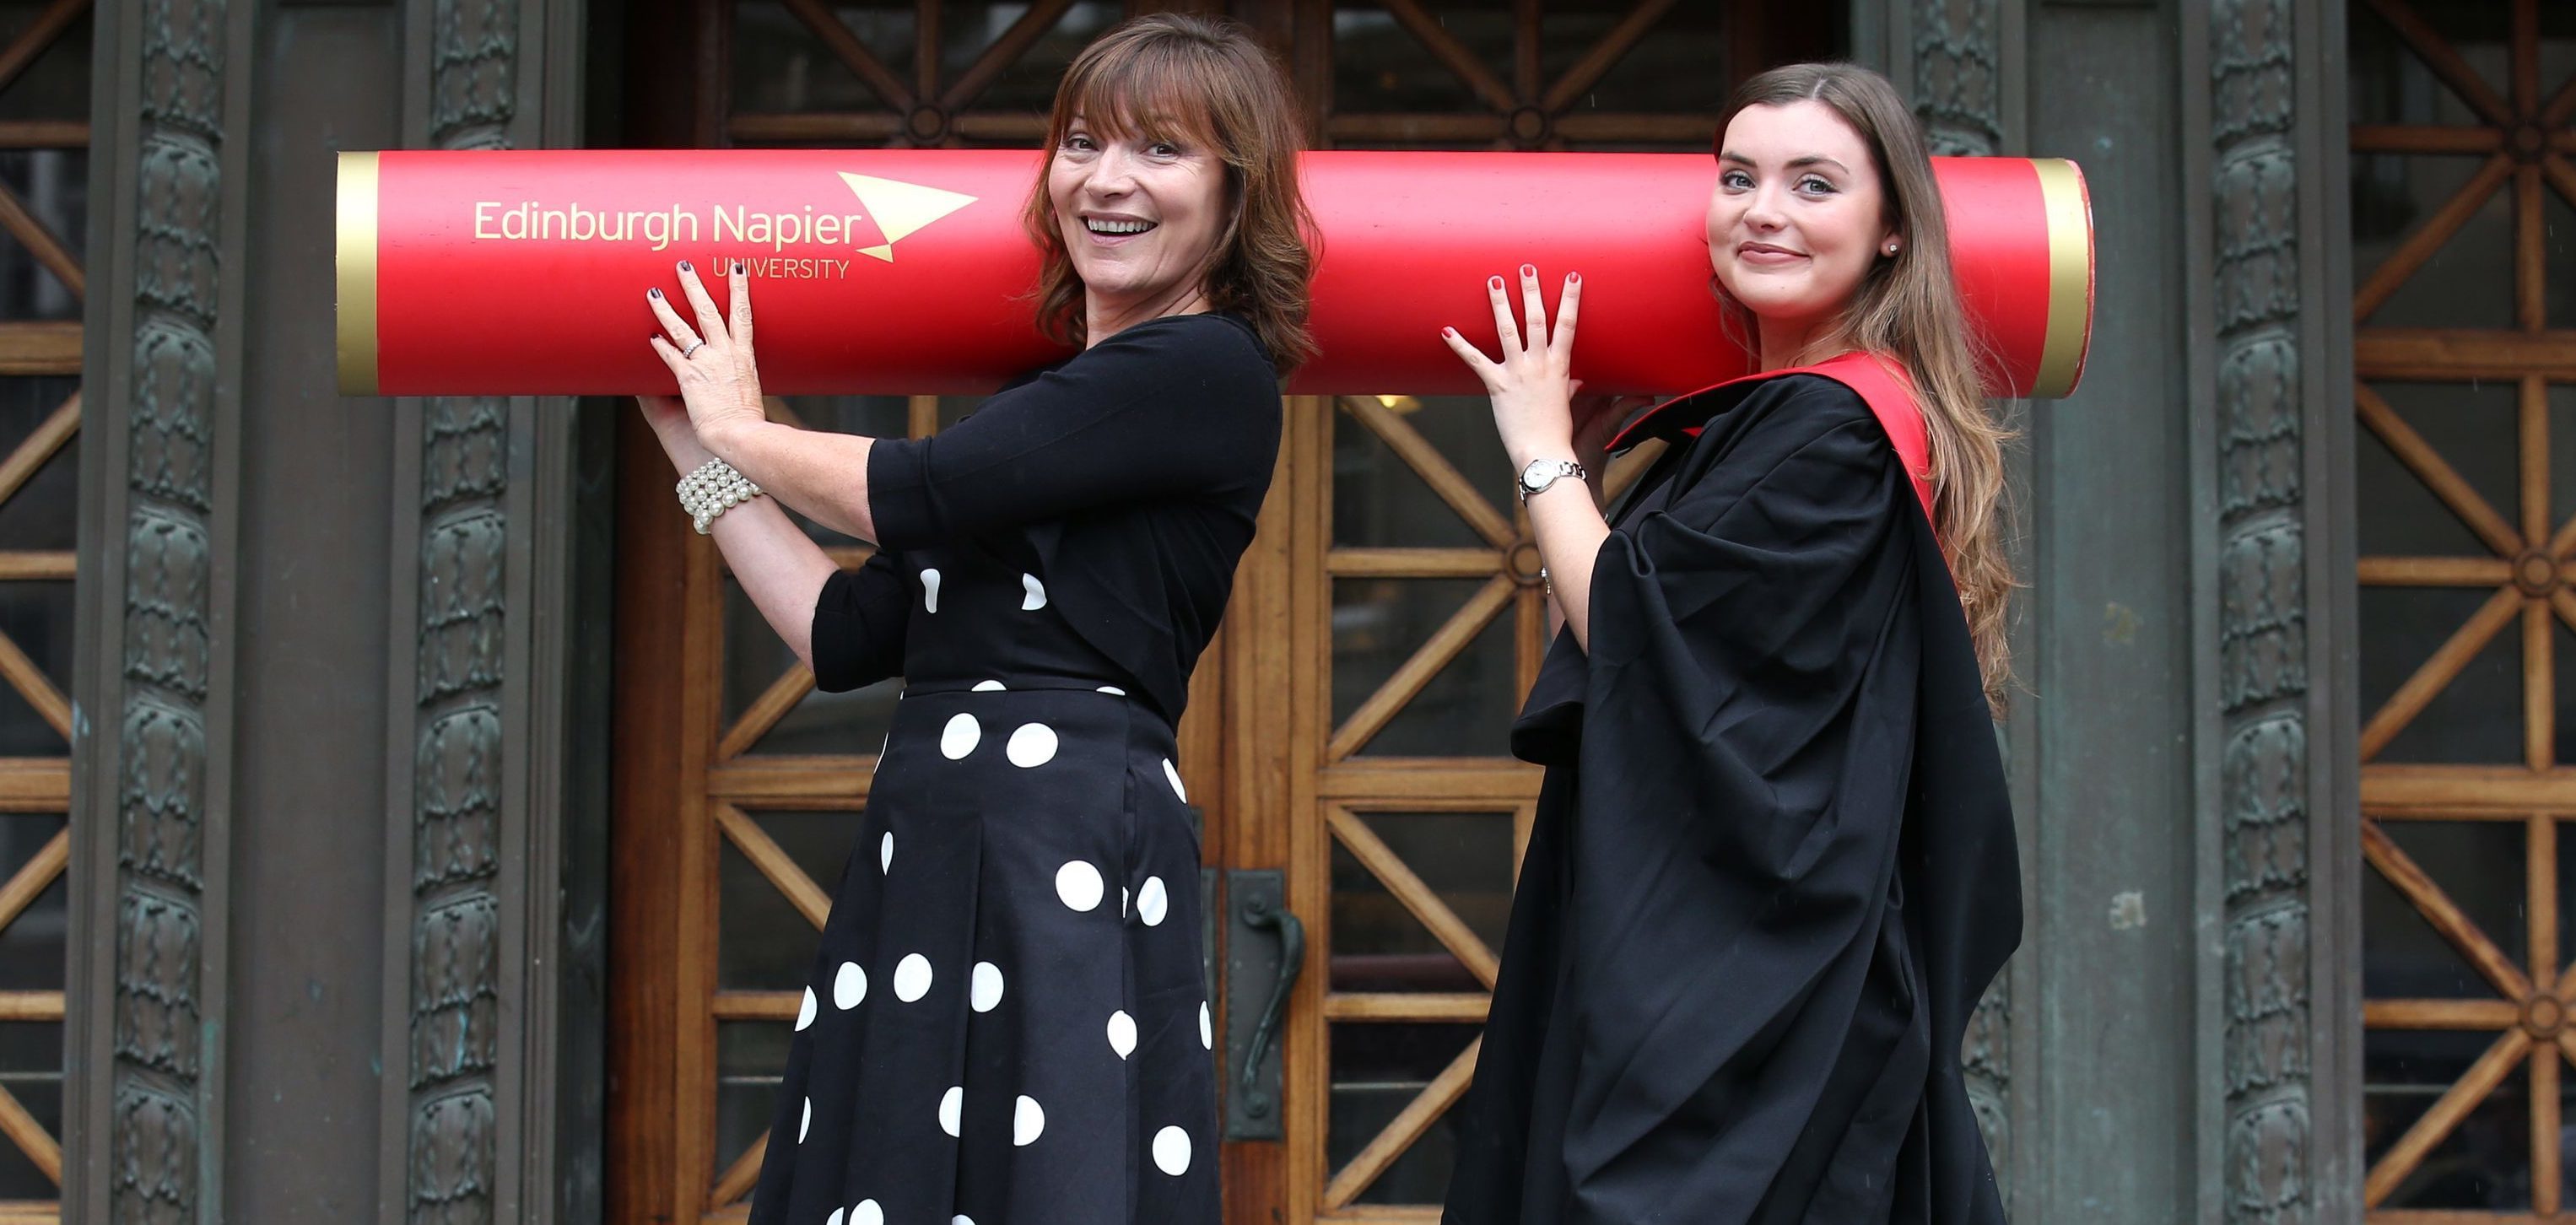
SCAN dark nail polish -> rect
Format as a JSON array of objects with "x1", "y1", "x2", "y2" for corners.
[
  {"x1": 678, "y1": 261, "x2": 693, "y2": 273},
  {"x1": 732, "y1": 262, "x2": 744, "y2": 275},
  {"x1": 648, "y1": 287, "x2": 662, "y2": 299}
]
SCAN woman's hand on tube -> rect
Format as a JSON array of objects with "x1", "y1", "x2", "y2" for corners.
[
  {"x1": 1441, "y1": 264, "x2": 1582, "y2": 469},
  {"x1": 1445, "y1": 265, "x2": 1610, "y2": 652},
  {"x1": 646, "y1": 260, "x2": 768, "y2": 452}
]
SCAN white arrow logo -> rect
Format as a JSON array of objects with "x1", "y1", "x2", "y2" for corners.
[{"x1": 837, "y1": 173, "x2": 979, "y2": 262}]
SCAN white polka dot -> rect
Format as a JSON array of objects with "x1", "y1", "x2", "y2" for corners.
[
  {"x1": 1097, "y1": 685, "x2": 1126, "y2": 696},
  {"x1": 826, "y1": 1210, "x2": 844, "y2": 1225},
  {"x1": 853, "y1": 1202, "x2": 883, "y2": 1225},
  {"x1": 880, "y1": 831, "x2": 894, "y2": 873},
  {"x1": 1108, "y1": 1010, "x2": 1137, "y2": 1059},
  {"x1": 1056, "y1": 861, "x2": 1104, "y2": 911},
  {"x1": 1006, "y1": 723, "x2": 1059, "y2": 768},
  {"x1": 894, "y1": 953, "x2": 933, "y2": 1002},
  {"x1": 972, "y1": 679, "x2": 1005, "y2": 692},
  {"x1": 939, "y1": 1085, "x2": 963, "y2": 1137},
  {"x1": 1137, "y1": 876, "x2": 1170, "y2": 926},
  {"x1": 1200, "y1": 1001, "x2": 1212, "y2": 1050},
  {"x1": 1021, "y1": 573, "x2": 1047, "y2": 610},
  {"x1": 921, "y1": 568, "x2": 942, "y2": 612},
  {"x1": 1014, "y1": 1095, "x2": 1045, "y2": 1146},
  {"x1": 1121, "y1": 887, "x2": 1130, "y2": 917},
  {"x1": 795, "y1": 986, "x2": 818, "y2": 1031},
  {"x1": 1153, "y1": 1125, "x2": 1192, "y2": 1175},
  {"x1": 799, "y1": 1095, "x2": 813, "y2": 1142},
  {"x1": 953, "y1": 1217, "x2": 975, "y2": 1225},
  {"x1": 971, "y1": 962, "x2": 1004, "y2": 1012},
  {"x1": 1163, "y1": 758, "x2": 1188, "y2": 802},
  {"x1": 833, "y1": 961, "x2": 867, "y2": 1009},
  {"x1": 941, "y1": 713, "x2": 981, "y2": 759}
]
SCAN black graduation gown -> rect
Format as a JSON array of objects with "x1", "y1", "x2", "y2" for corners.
[{"x1": 1440, "y1": 370, "x2": 2022, "y2": 1225}]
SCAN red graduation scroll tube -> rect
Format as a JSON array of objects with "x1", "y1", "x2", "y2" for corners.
[{"x1": 336, "y1": 148, "x2": 2092, "y2": 399}]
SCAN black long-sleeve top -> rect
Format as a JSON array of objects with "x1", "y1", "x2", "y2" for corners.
[{"x1": 807, "y1": 312, "x2": 1282, "y2": 722}]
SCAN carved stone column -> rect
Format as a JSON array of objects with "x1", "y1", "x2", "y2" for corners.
[
  {"x1": 394, "y1": 11, "x2": 518, "y2": 1220},
  {"x1": 1914, "y1": 0, "x2": 2006, "y2": 156},
  {"x1": 2195, "y1": 4, "x2": 2359, "y2": 1219},
  {"x1": 379, "y1": 3, "x2": 594, "y2": 1224},
  {"x1": 66, "y1": 0, "x2": 246, "y2": 1220}
]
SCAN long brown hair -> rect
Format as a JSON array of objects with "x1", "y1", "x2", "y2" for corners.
[
  {"x1": 1023, "y1": 14, "x2": 1315, "y2": 372},
  {"x1": 1720, "y1": 62, "x2": 2016, "y2": 715}
]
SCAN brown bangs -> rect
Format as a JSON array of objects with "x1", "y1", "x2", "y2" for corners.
[{"x1": 1047, "y1": 48, "x2": 1225, "y2": 160}]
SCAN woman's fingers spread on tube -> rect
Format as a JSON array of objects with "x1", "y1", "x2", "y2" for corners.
[
  {"x1": 1486, "y1": 275, "x2": 1521, "y2": 355},
  {"x1": 728, "y1": 262, "x2": 753, "y2": 349},
  {"x1": 1520, "y1": 264, "x2": 1547, "y2": 347},
  {"x1": 676, "y1": 260, "x2": 726, "y2": 340},
  {"x1": 647, "y1": 289, "x2": 698, "y2": 348},
  {"x1": 646, "y1": 334, "x2": 688, "y2": 376},
  {"x1": 1440, "y1": 326, "x2": 1500, "y2": 379},
  {"x1": 1550, "y1": 273, "x2": 1581, "y2": 358}
]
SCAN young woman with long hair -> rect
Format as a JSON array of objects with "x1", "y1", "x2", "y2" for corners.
[{"x1": 1438, "y1": 62, "x2": 2022, "y2": 1224}]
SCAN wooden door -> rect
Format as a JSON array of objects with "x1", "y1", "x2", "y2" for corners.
[
  {"x1": 2347, "y1": 0, "x2": 2576, "y2": 1215},
  {"x1": 0, "y1": 3, "x2": 92, "y2": 1219},
  {"x1": 604, "y1": 5, "x2": 1836, "y2": 1224}
]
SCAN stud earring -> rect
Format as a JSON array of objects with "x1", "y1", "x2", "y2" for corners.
[{"x1": 1884, "y1": 242, "x2": 1900, "y2": 256}]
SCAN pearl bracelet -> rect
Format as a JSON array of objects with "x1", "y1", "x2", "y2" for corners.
[{"x1": 677, "y1": 458, "x2": 764, "y2": 535}]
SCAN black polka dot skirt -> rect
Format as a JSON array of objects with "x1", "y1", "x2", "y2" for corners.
[{"x1": 746, "y1": 682, "x2": 1218, "y2": 1225}]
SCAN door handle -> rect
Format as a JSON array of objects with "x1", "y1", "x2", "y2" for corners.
[
  {"x1": 1238, "y1": 893, "x2": 1304, "y2": 1118},
  {"x1": 1223, "y1": 869, "x2": 1304, "y2": 1140}
]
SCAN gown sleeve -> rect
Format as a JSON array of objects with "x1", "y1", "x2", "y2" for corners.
[
  {"x1": 808, "y1": 548, "x2": 910, "y2": 693},
  {"x1": 864, "y1": 315, "x2": 1277, "y2": 549},
  {"x1": 1456, "y1": 375, "x2": 2017, "y2": 1225},
  {"x1": 1577, "y1": 381, "x2": 1913, "y2": 882},
  {"x1": 1553, "y1": 379, "x2": 1971, "y2": 1217}
]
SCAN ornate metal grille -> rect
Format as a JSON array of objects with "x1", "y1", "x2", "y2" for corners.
[
  {"x1": 2349, "y1": 0, "x2": 2576, "y2": 1214},
  {"x1": 0, "y1": 2, "x2": 90, "y2": 1217}
]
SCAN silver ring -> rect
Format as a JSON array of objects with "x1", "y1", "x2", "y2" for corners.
[{"x1": 680, "y1": 338, "x2": 706, "y2": 359}]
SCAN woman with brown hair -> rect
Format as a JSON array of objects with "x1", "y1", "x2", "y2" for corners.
[
  {"x1": 628, "y1": 15, "x2": 1311, "y2": 1224},
  {"x1": 1438, "y1": 62, "x2": 2022, "y2": 1223}
]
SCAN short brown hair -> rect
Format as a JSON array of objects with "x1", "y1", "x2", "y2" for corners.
[{"x1": 1022, "y1": 14, "x2": 1315, "y2": 372}]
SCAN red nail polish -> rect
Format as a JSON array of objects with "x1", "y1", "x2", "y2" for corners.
[
  {"x1": 1521, "y1": 263, "x2": 1535, "y2": 277},
  {"x1": 1488, "y1": 277, "x2": 1503, "y2": 290},
  {"x1": 1569, "y1": 273, "x2": 1581, "y2": 283}
]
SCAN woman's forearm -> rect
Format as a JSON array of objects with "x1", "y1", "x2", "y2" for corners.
[
  {"x1": 705, "y1": 418, "x2": 883, "y2": 543},
  {"x1": 1526, "y1": 481, "x2": 1610, "y2": 651},
  {"x1": 703, "y1": 495, "x2": 842, "y2": 669},
  {"x1": 640, "y1": 407, "x2": 846, "y2": 669}
]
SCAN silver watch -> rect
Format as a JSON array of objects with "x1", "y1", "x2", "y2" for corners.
[{"x1": 1515, "y1": 457, "x2": 1588, "y2": 502}]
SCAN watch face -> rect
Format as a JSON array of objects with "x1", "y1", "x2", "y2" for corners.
[{"x1": 1520, "y1": 459, "x2": 1554, "y2": 489}]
